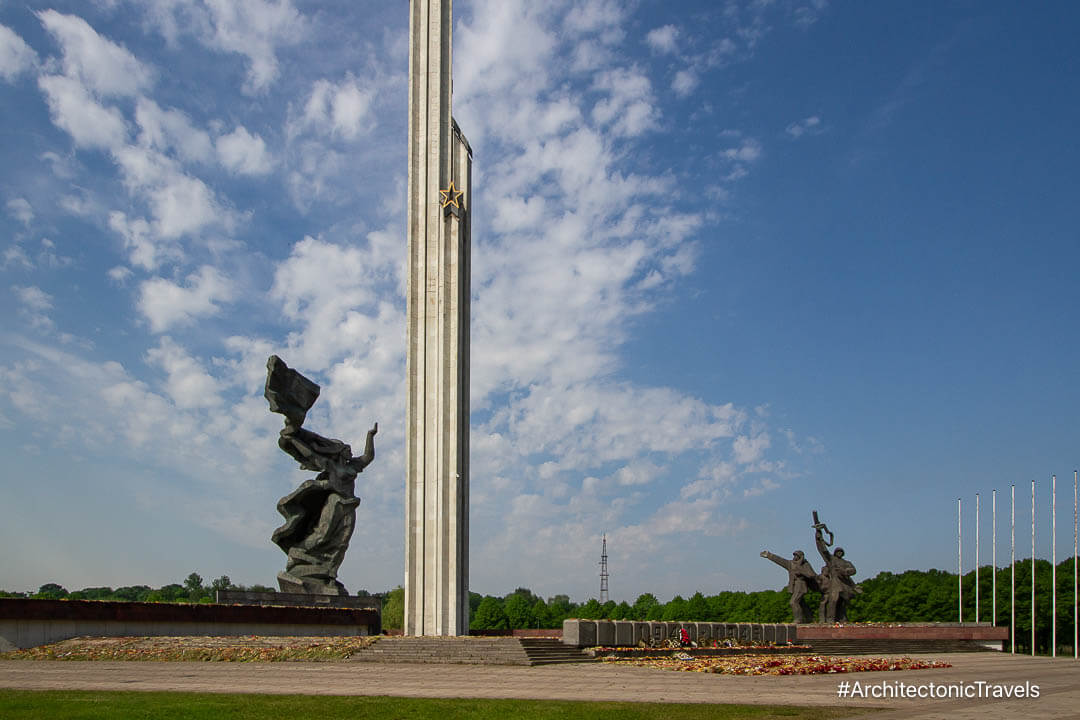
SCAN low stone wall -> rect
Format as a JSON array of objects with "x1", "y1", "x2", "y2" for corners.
[
  {"x1": 561, "y1": 620, "x2": 796, "y2": 647},
  {"x1": 794, "y1": 623, "x2": 1008, "y2": 642},
  {"x1": 469, "y1": 628, "x2": 563, "y2": 638},
  {"x1": 0, "y1": 598, "x2": 379, "y2": 651}
]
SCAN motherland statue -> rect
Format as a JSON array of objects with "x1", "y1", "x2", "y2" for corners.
[{"x1": 264, "y1": 355, "x2": 377, "y2": 596}]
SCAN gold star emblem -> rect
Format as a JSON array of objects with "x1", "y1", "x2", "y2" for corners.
[{"x1": 440, "y1": 180, "x2": 464, "y2": 209}]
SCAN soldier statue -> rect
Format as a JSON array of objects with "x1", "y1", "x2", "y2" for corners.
[
  {"x1": 760, "y1": 548, "x2": 820, "y2": 623},
  {"x1": 812, "y1": 512, "x2": 859, "y2": 623}
]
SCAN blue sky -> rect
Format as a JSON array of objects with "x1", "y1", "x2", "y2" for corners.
[{"x1": 1, "y1": 0, "x2": 1077, "y2": 604}]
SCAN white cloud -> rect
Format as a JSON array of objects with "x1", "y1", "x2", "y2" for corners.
[
  {"x1": 37, "y1": 74, "x2": 128, "y2": 150},
  {"x1": 672, "y1": 68, "x2": 698, "y2": 97},
  {"x1": 108, "y1": 211, "x2": 180, "y2": 271},
  {"x1": 269, "y1": 235, "x2": 398, "y2": 369},
  {"x1": 137, "y1": 265, "x2": 235, "y2": 332},
  {"x1": 12, "y1": 285, "x2": 54, "y2": 330},
  {"x1": 717, "y1": 135, "x2": 762, "y2": 182},
  {"x1": 135, "y1": 98, "x2": 214, "y2": 164},
  {"x1": 723, "y1": 137, "x2": 762, "y2": 162},
  {"x1": 564, "y1": 0, "x2": 624, "y2": 38},
  {"x1": 786, "y1": 115, "x2": 822, "y2": 138},
  {"x1": 201, "y1": 0, "x2": 305, "y2": 94},
  {"x1": 145, "y1": 336, "x2": 223, "y2": 408},
  {"x1": 294, "y1": 76, "x2": 375, "y2": 140},
  {"x1": 591, "y1": 67, "x2": 658, "y2": 137},
  {"x1": 38, "y1": 10, "x2": 153, "y2": 97},
  {"x1": 0, "y1": 24, "x2": 38, "y2": 82},
  {"x1": 645, "y1": 24, "x2": 679, "y2": 55},
  {"x1": 6, "y1": 198, "x2": 34, "y2": 225},
  {"x1": 733, "y1": 431, "x2": 771, "y2": 464},
  {"x1": 2, "y1": 246, "x2": 32, "y2": 270},
  {"x1": 112, "y1": 145, "x2": 236, "y2": 240},
  {"x1": 455, "y1": 0, "x2": 556, "y2": 105},
  {"x1": 216, "y1": 125, "x2": 273, "y2": 175},
  {"x1": 107, "y1": 265, "x2": 133, "y2": 284}
]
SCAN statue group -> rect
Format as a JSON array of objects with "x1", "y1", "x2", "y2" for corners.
[
  {"x1": 761, "y1": 511, "x2": 860, "y2": 623},
  {"x1": 265, "y1": 355, "x2": 377, "y2": 596}
]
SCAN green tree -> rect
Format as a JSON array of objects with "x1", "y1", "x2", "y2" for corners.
[
  {"x1": 632, "y1": 593, "x2": 660, "y2": 620},
  {"x1": 68, "y1": 586, "x2": 113, "y2": 601},
  {"x1": 684, "y1": 592, "x2": 708, "y2": 620},
  {"x1": 472, "y1": 596, "x2": 508, "y2": 630},
  {"x1": 113, "y1": 585, "x2": 153, "y2": 602},
  {"x1": 577, "y1": 598, "x2": 602, "y2": 619},
  {"x1": 210, "y1": 575, "x2": 233, "y2": 598},
  {"x1": 381, "y1": 586, "x2": 404, "y2": 631},
  {"x1": 184, "y1": 573, "x2": 208, "y2": 602},
  {"x1": 33, "y1": 583, "x2": 68, "y2": 600},
  {"x1": 504, "y1": 593, "x2": 534, "y2": 629},
  {"x1": 661, "y1": 595, "x2": 686, "y2": 621},
  {"x1": 530, "y1": 598, "x2": 551, "y2": 628},
  {"x1": 545, "y1": 594, "x2": 575, "y2": 627}
]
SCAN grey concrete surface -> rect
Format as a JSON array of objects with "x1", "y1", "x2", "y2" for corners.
[{"x1": 0, "y1": 653, "x2": 1077, "y2": 718}]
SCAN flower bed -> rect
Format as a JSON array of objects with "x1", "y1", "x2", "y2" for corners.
[
  {"x1": 600, "y1": 653, "x2": 952, "y2": 675},
  {"x1": 0, "y1": 635, "x2": 377, "y2": 662}
]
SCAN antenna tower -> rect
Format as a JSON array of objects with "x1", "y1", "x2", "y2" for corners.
[{"x1": 599, "y1": 533, "x2": 609, "y2": 604}]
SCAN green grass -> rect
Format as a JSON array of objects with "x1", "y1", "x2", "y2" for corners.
[{"x1": 0, "y1": 690, "x2": 869, "y2": 720}]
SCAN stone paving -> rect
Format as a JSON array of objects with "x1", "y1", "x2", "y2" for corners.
[{"x1": 1, "y1": 652, "x2": 1078, "y2": 719}]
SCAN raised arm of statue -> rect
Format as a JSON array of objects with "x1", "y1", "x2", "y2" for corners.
[
  {"x1": 815, "y1": 529, "x2": 832, "y2": 564},
  {"x1": 760, "y1": 550, "x2": 792, "y2": 571},
  {"x1": 349, "y1": 423, "x2": 378, "y2": 472}
]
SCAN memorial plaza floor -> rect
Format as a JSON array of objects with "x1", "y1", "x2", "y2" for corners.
[{"x1": 1, "y1": 652, "x2": 1078, "y2": 719}]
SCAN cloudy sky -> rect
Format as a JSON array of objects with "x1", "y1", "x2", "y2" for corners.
[{"x1": 1, "y1": 0, "x2": 1077, "y2": 604}]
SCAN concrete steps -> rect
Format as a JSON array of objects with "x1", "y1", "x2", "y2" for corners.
[
  {"x1": 349, "y1": 637, "x2": 595, "y2": 665},
  {"x1": 519, "y1": 637, "x2": 598, "y2": 665}
]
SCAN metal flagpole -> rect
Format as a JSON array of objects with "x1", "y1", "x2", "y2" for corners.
[
  {"x1": 1032, "y1": 479, "x2": 1036, "y2": 656},
  {"x1": 1011, "y1": 483, "x2": 1015, "y2": 654},
  {"x1": 1052, "y1": 475, "x2": 1057, "y2": 658},
  {"x1": 958, "y1": 497, "x2": 963, "y2": 623},
  {"x1": 993, "y1": 489, "x2": 997, "y2": 626},
  {"x1": 976, "y1": 493, "x2": 981, "y2": 623}
]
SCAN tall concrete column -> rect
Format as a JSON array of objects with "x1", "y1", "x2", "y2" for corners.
[{"x1": 405, "y1": 0, "x2": 471, "y2": 637}]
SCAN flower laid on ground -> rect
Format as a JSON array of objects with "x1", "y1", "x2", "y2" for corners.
[
  {"x1": 1, "y1": 635, "x2": 378, "y2": 662},
  {"x1": 600, "y1": 654, "x2": 952, "y2": 675}
]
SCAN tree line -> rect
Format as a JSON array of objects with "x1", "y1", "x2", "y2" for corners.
[
  {"x1": 0, "y1": 573, "x2": 274, "y2": 604},
  {"x1": 5, "y1": 560, "x2": 1077, "y2": 653}
]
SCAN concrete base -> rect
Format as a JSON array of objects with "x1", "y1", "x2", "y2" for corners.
[{"x1": 0, "y1": 598, "x2": 379, "y2": 650}]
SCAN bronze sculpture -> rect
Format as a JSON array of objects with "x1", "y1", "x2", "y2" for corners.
[
  {"x1": 812, "y1": 511, "x2": 859, "y2": 623},
  {"x1": 760, "y1": 549, "x2": 820, "y2": 623},
  {"x1": 265, "y1": 355, "x2": 377, "y2": 596}
]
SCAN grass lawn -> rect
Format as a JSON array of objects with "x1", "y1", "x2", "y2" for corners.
[{"x1": 0, "y1": 690, "x2": 869, "y2": 719}]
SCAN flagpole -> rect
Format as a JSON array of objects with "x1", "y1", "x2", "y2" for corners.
[
  {"x1": 993, "y1": 489, "x2": 997, "y2": 626},
  {"x1": 1011, "y1": 483, "x2": 1015, "y2": 654},
  {"x1": 976, "y1": 493, "x2": 981, "y2": 623},
  {"x1": 1032, "y1": 479, "x2": 1036, "y2": 656},
  {"x1": 1052, "y1": 474, "x2": 1056, "y2": 658},
  {"x1": 958, "y1": 497, "x2": 963, "y2": 623}
]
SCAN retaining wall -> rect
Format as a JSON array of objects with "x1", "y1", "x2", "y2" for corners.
[{"x1": 0, "y1": 598, "x2": 379, "y2": 651}]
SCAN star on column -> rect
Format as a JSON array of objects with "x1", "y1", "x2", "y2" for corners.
[{"x1": 440, "y1": 180, "x2": 464, "y2": 210}]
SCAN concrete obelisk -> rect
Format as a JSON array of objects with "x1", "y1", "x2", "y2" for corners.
[{"x1": 405, "y1": 0, "x2": 471, "y2": 636}]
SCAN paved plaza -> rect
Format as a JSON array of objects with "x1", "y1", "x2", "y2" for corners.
[{"x1": 2, "y1": 652, "x2": 1079, "y2": 718}]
